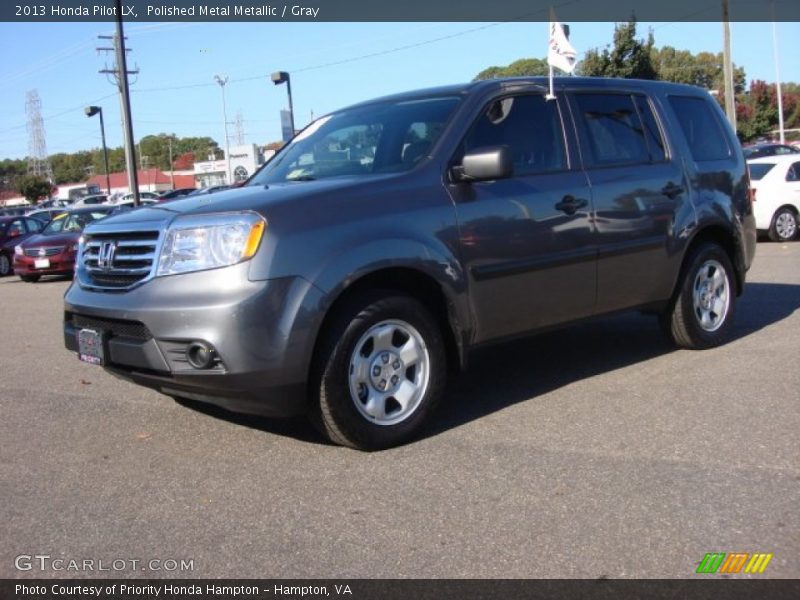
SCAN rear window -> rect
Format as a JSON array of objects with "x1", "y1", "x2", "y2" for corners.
[
  {"x1": 668, "y1": 96, "x2": 731, "y2": 161},
  {"x1": 748, "y1": 163, "x2": 776, "y2": 181}
]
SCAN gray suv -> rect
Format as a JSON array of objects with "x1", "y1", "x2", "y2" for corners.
[{"x1": 64, "y1": 78, "x2": 756, "y2": 450}]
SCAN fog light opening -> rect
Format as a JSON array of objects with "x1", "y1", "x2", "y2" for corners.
[{"x1": 186, "y1": 342, "x2": 217, "y2": 370}]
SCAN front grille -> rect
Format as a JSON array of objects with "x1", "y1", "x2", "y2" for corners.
[
  {"x1": 81, "y1": 231, "x2": 159, "y2": 289},
  {"x1": 25, "y1": 246, "x2": 62, "y2": 257},
  {"x1": 68, "y1": 312, "x2": 152, "y2": 341}
]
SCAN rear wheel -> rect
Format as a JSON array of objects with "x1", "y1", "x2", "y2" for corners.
[
  {"x1": 310, "y1": 292, "x2": 446, "y2": 451},
  {"x1": 768, "y1": 207, "x2": 798, "y2": 242},
  {"x1": 660, "y1": 242, "x2": 736, "y2": 349},
  {"x1": 0, "y1": 254, "x2": 10, "y2": 276},
  {"x1": 20, "y1": 274, "x2": 40, "y2": 283}
]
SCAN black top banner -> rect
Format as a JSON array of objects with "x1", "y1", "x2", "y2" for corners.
[{"x1": 3, "y1": 0, "x2": 800, "y2": 22}]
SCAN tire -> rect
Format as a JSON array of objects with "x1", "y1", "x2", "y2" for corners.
[
  {"x1": 20, "y1": 274, "x2": 40, "y2": 283},
  {"x1": 768, "y1": 207, "x2": 798, "y2": 242},
  {"x1": 660, "y1": 242, "x2": 736, "y2": 349},
  {"x1": 310, "y1": 291, "x2": 447, "y2": 451},
  {"x1": 0, "y1": 254, "x2": 10, "y2": 277}
]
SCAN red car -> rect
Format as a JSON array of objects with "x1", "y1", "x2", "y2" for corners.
[
  {"x1": 13, "y1": 206, "x2": 123, "y2": 282},
  {"x1": 0, "y1": 216, "x2": 45, "y2": 276}
]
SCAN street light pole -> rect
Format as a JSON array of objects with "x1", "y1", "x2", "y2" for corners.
[
  {"x1": 771, "y1": 17, "x2": 785, "y2": 143},
  {"x1": 214, "y1": 74, "x2": 232, "y2": 185},
  {"x1": 85, "y1": 105, "x2": 111, "y2": 195},
  {"x1": 271, "y1": 71, "x2": 295, "y2": 137}
]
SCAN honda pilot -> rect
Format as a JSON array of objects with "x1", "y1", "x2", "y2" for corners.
[{"x1": 64, "y1": 78, "x2": 756, "y2": 450}]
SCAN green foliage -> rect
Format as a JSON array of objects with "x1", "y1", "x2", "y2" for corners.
[
  {"x1": 653, "y1": 47, "x2": 745, "y2": 92},
  {"x1": 578, "y1": 19, "x2": 657, "y2": 79},
  {"x1": 16, "y1": 174, "x2": 52, "y2": 202},
  {"x1": 474, "y1": 58, "x2": 550, "y2": 81},
  {"x1": 0, "y1": 158, "x2": 27, "y2": 192},
  {"x1": 139, "y1": 134, "x2": 221, "y2": 170}
]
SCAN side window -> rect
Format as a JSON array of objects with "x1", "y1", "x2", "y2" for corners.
[
  {"x1": 634, "y1": 95, "x2": 666, "y2": 162},
  {"x1": 667, "y1": 96, "x2": 731, "y2": 161},
  {"x1": 573, "y1": 93, "x2": 651, "y2": 167},
  {"x1": 787, "y1": 162, "x2": 800, "y2": 182},
  {"x1": 8, "y1": 219, "x2": 25, "y2": 236},
  {"x1": 459, "y1": 94, "x2": 567, "y2": 175},
  {"x1": 402, "y1": 121, "x2": 442, "y2": 167}
]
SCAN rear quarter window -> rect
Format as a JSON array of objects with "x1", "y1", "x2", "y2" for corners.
[
  {"x1": 668, "y1": 95, "x2": 732, "y2": 161},
  {"x1": 748, "y1": 163, "x2": 776, "y2": 181}
]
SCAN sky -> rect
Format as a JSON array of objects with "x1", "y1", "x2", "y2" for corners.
[{"x1": 1, "y1": 20, "x2": 799, "y2": 161}]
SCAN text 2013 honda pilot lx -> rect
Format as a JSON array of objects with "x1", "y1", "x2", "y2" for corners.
[{"x1": 64, "y1": 78, "x2": 756, "y2": 450}]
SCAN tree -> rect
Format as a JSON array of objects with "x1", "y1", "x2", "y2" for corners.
[
  {"x1": 474, "y1": 58, "x2": 550, "y2": 81},
  {"x1": 653, "y1": 46, "x2": 745, "y2": 92},
  {"x1": 578, "y1": 19, "x2": 657, "y2": 79},
  {"x1": 16, "y1": 174, "x2": 52, "y2": 202},
  {"x1": 0, "y1": 158, "x2": 27, "y2": 192}
]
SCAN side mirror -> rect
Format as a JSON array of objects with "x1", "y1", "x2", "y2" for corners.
[{"x1": 452, "y1": 146, "x2": 513, "y2": 183}]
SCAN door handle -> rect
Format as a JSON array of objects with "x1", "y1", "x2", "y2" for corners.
[
  {"x1": 661, "y1": 183, "x2": 685, "y2": 198},
  {"x1": 555, "y1": 195, "x2": 587, "y2": 215}
]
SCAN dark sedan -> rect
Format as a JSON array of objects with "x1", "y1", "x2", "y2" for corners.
[
  {"x1": 13, "y1": 206, "x2": 123, "y2": 282},
  {"x1": 157, "y1": 188, "x2": 197, "y2": 201},
  {"x1": 743, "y1": 143, "x2": 800, "y2": 159},
  {"x1": 0, "y1": 216, "x2": 45, "y2": 276}
]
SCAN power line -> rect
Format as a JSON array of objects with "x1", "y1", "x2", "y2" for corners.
[{"x1": 0, "y1": 93, "x2": 117, "y2": 135}]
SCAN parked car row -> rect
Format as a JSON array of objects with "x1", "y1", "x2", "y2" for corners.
[{"x1": 0, "y1": 205, "x2": 130, "y2": 281}]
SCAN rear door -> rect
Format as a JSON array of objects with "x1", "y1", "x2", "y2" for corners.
[
  {"x1": 448, "y1": 92, "x2": 595, "y2": 343},
  {"x1": 568, "y1": 91, "x2": 690, "y2": 313}
]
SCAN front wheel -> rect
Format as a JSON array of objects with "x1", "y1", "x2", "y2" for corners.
[
  {"x1": 768, "y1": 207, "x2": 798, "y2": 242},
  {"x1": 311, "y1": 292, "x2": 447, "y2": 451},
  {"x1": 0, "y1": 254, "x2": 10, "y2": 276},
  {"x1": 660, "y1": 242, "x2": 736, "y2": 349}
]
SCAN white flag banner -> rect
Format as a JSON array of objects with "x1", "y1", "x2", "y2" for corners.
[{"x1": 548, "y1": 19, "x2": 577, "y2": 74}]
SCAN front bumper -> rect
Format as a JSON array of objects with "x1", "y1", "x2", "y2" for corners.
[
  {"x1": 14, "y1": 252, "x2": 75, "y2": 276},
  {"x1": 63, "y1": 262, "x2": 325, "y2": 418}
]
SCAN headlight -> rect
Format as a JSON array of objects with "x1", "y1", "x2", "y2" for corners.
[
  {"x1": 14, "y1": 245, "x2": 23, "y2": 256},
  {"x1": 156, "y1": 212, "x2": 266, "y2": 277}
]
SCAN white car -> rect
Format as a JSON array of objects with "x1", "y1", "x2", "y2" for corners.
[
  {"x1": 748, "y1": 155, "x2": 800, "y2": 242},
  {"x1": 117, "y1": 191, "x2": 160, "y2": 203}
]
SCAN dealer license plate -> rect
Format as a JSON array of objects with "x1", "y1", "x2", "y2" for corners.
[{"x1": 77, "y1": 328, "x2": 105, "y2": 365}]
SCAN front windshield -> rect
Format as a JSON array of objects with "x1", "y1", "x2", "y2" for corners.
[
  {"x1": 43, "y1": 210, "x2": 109, "y2": 234},
  {"x1": 249, "y1": 96, "x2": 460, "y2": 185}
]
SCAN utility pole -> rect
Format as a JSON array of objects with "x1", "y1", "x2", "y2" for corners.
[
  {"x1": 168, "y1": 136, "x2": 175, "y2": 188},
  {"x1": 98, "y1": 0, "x2": 140, "y2": 205},
  {"x1": 214, "y1": 74, "x2": 232, "y2": 185},
  {"x1": 234, "y1": 111, "x2": 245, "y2": 145},
  {"x1": 721, "y1": 0, "x2": 737, "y2": 131}
]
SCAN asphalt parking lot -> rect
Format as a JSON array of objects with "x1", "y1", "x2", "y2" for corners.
[{"x1": 1, "y1": 242, "x2": 798, "y2": 579}]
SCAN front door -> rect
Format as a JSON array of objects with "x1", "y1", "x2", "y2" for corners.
[{"x1": 448, "y1": 93, "x2": 596, "y2": 344}]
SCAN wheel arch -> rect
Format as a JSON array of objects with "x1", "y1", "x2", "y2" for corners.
[
  {"x1": 309, "y1": 266, "x2": 468, "y2": 387},
  {"x1": 680, "y1": 223, "x2": 743, "y2": 296}
]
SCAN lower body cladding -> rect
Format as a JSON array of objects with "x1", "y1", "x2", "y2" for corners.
[{"x1": 63, "y1": 262, "x2": 325, "y2": 417}]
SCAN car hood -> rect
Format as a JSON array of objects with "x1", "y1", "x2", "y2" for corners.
[
  {"x1": 84, "y1": 175, "x2": 403, "y2": 231},
  {"x1": 20, "y1": 232, "x2": 80, "y2": 248}
]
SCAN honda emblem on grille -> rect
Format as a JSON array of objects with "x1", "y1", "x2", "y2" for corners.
[{"x1": 97, "y1": 241, "x2": 117, "y2": 270}]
